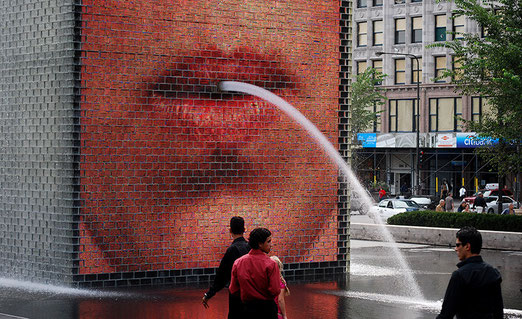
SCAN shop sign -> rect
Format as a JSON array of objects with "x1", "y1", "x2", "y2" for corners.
[
  {"x1": 436, "y1": 133, "x2": 456, "y2": 148},
  {"x1": 456, "y1": 133, "x2": 498, "y2": 148},
  {"x1": 357, "y1": 133, "x2": 377, "y2": 148}
]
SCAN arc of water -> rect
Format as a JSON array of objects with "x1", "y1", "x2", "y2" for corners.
[{"x1": 218, "y1": 81, "x2": 424, "y2": 300}]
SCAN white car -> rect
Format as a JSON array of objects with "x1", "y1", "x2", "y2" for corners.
[
  {"x1": 370, "y1": 199, "x2": 420, "y2": 222},
  {"x1": 410, "y1": 197, "x2": 432, "y2": 209},
  {"x1": 484, "y1": 196, "x2": 519, "y2": 214}
]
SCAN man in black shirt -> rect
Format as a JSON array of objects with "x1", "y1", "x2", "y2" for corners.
[
  {"x1": 202, "y1": 216, "x2": 250, "y2": 318},
  {"x1": 437, "y1": 226, "x2": 503, "y2": 319},
  {"x1": 472, "y1": 192, "x2": 487, "y2": 213}
]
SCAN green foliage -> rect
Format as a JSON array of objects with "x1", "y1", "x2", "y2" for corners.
[
  {"x1": 388, "y1": 211, "x2": 522, "y2": 232},
  {"x1": 429, "y1": 0, "x2": 522, "y2": 177},
  {"x1": 349, "y1": 68, "x2": 387, "y2": 137},
  {"x1": 369, "y1": 180, "x2": 388, "y2": 192}
]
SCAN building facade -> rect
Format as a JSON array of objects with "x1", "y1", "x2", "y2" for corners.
[{"x1": 351, "y1": 0, "x2": 512, "y2": 198}]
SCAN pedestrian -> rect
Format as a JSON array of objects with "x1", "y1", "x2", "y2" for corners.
[
  {"x1": 472, "y1": 192, "x2": 487, "y2": 213},
  {"x1": 401, "y1": 184, "x2": 408, "y2": 196},
  {"x1": 501, "y1": 203, "x2": 515, "y2": 215},
  {"x1": 270, "y1": 256, "x2": 290, "y2": 319},
  {"x1": 436, "y1": 199, "x2": 446, "y2": 212},
  {"x1": 459, "y1": 186, "x2": 466, "y2": 199},
  {"x1": 230, "y1": 228, "x2": 281, "y2": 319},
  {"x1": 457, "y1": 202, "x2": 470, "y2": 213},
  {"x1": 445, "y1": 193, "x2": 454, "y2": 212},
  {"x1": 378, "y1": 187, "x2": 386, "y2": 201},
  {"x1": 202, "y1": 216, "x2": 250, "y2": 318},
  {"x1": 437, "y1": 226, "x2": 503, "y2": 319},
  {"x1": 441, "y1": 180, "x2": 448, "y2": 199}
]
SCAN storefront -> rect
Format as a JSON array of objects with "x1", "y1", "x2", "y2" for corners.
[{"x1": 355, "y1": 133, "x2": 506, "y2": 197}]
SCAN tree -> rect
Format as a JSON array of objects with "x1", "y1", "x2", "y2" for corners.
[
  {"x1": 349, "y1": 68, "x2": 386, "y2": 197},
  {"x1": 349, "y1": 67, "x2": 386, "y2": 140},
  {"x1": 432, "y1": 0, "x2": 521, "y2": 194}
]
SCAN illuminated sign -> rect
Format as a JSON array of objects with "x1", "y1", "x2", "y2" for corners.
[{"x1": 456, "y1": 133, "x2": 498, "y2": 148}]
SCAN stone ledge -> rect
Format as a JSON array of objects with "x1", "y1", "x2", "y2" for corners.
[{"x1": 350, "y1": 223, "x2": 522, "y2": 251}]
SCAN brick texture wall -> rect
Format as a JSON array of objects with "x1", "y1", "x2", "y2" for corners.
[
  {"x1": 0, "y1": 0, "x2": 79, "y2": 285},
  {"x1": 1, "y1": 0, "x2": 352, "y2": 287}
]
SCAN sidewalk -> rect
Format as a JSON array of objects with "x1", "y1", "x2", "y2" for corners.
[{"x1": 350, "y1": 222, "x2": 522, "y2": 251}]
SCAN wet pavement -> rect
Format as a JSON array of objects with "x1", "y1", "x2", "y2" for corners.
[{"x1": 0, "y1": 240, "x2": 521, "y2": 319}]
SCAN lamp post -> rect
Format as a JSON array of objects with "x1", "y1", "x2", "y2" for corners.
[{"x1": 376, "y1": 51, "x2": 421, "y2": 195}]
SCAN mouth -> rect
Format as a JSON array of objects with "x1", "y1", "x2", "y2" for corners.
[{"x1": 143, "y1": 47, "x2": 297, "y2": 144}]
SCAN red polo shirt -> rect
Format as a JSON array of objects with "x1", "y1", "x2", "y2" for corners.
[{"x1": 229, "y1": 249, "x2": 281, "y2": 302}]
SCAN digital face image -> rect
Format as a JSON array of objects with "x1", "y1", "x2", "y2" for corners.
[{"x1": 79, "y1": 0, "x2": 340, "y2": 274}]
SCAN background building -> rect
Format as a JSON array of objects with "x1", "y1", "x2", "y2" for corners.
[{"x1": 351, "y1": 0, "x2": 515, "y2": 198}]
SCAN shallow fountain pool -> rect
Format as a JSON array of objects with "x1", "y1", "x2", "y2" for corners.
[{"x1": 1, "y1": 240, "x2": 520, "y2": 319}]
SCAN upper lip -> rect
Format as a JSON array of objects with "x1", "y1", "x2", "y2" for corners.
[
  {"x1": 146, "y1": 47, "x2": 296, "y2": 100},
  {"x1": 141, "y1": 47, "x2": 297, "y2": 143}
]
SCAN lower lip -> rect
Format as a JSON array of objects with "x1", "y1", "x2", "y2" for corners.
[{"x1": 148, "y1": 95, "x2": 279, "y2": 144}]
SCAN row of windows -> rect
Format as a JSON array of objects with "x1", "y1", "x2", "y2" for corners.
[
  {"x1": 357, "y1": 0, "x2": 421, "y2": 8},
  {"x1": 356, "y1": 55, "x2": 457, "y2": 85},
  {"x1": 357, "y1": 15, "x2": 465, "y2": 47},
  {"x1": 364, "y1": 97, "x2": 492, "y2": 133}
]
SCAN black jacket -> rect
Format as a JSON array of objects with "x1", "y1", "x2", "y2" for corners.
[
  {"x1": 205, "y1": 237, "x2": 250, "y2": 299},
  {"x1": 473, "y1": 196, "x2": 487, "y2": 209},
  {"x1": 437, "y1": 256, "x2": 503, "y2": 319}
]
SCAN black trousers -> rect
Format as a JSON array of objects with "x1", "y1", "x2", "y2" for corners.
[
  {"x1": 228, "y1": 293, "x2": 245, "y2": 319},
  {"x1": 243, "y1": 299, "x2": 278, "y2": 319}
]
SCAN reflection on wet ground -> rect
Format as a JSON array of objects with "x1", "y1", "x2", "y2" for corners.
[{"x1": 0, "y1": 240, "x2": 521, "y2": 319}]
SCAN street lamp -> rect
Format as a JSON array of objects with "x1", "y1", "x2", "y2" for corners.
[{"x1": 376, "y1": 51, "x2": 421, "y2": 195}]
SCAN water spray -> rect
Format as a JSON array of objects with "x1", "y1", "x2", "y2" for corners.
[{"x1": 218, "y1": 80, "x2": 425, "y2": 300}]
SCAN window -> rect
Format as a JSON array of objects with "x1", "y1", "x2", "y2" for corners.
[
  {"x1": 411, "y1": 0, "x2": 422, "y2": 2},
  {"x1": 373, "y1": 20, "x2": 383, "y2": 46},
  {"x1": 389, "y1": 99, "x2": 416, "y2": 132},
  {"x1": 356, "y1": 60, "x2": 368, "y2": 75},
  {"x1": 357, "y1": 22, "x2": 367, "y2": 47},
  {"x1": 373, "y1": 59, "x2": 383, "y2": 85},
  {"x1": 394, "y1": 0, "x2": 405, "y2": 4},
  {"x1": 435, "y1": 56, "x2": 447, "y2": 83},
  {"x1": 365, "y1": 103, "x2": 382, "y2": 133},
  {"x1": 452, "y1": 56, "x2": 463, "y2": 81},
  {"x1": 373, "y1": 0, "x2": 383, "y2": 6},
  {"x1": 429, "y1": 98, "x2": 462, "y2": 132},
  {"x1": 395, "y1": 58, "x2": 405, "y2": 84},
  {"x1": 395, "y1": 18, "x2": 406, "y2": 44},
  {"x1": 357, "y1": 0, "x2": 367, "y2": 8},
  {"x1": 452, "y1": 15, "x2": 465, "y2": 39},
  {"x1": 411, "y1": 57, "x2": 422, "y2": 84},
  {"x1": 435, "y1": 15, "x2": 447, "y2": 41},
  {"x1": 411, "y1": 17, "x2": 422, "y2": 43},
  {"x1": 472, "y1": 97, "x2": 493, "y2": 123}
]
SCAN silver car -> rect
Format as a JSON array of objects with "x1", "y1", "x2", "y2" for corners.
[
  {"x1": 370, "y1": 199, "x2": 420, "y2": 222},
  {"x1": 484, "y1": 196, "x2": 519, "y2": 214}
]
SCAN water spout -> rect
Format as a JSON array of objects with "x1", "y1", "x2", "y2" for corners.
[{"x1": 218, "y1": 80, "x2": 424, "y2": 300}]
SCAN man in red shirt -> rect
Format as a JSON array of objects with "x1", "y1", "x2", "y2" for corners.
[
  {"x1": 229, "y1": 228, "x2": 281, "y2": 319},
  {"x1": 378, "y1": 187, "x2": 386, "y2": 201}
]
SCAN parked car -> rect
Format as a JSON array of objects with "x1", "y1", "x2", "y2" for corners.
[
  {"x1": 409, "y1": 196, "x2": 433, "y2": 210},
  {"x1": 462, "y1": 188, "x2": 513, "y2": 205},
  {"x1": 483, "y1": 189, "x2": 514, "y2": 198},
  {"x1": 370, "y1": 199, "x2": 420, "y2": 222},
  {"x1": 484, "y1": 196, "x2": 519, "y2": 214},
  {"x1": 485, "y1": 183, "x2": 499, "y2": 190}
]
